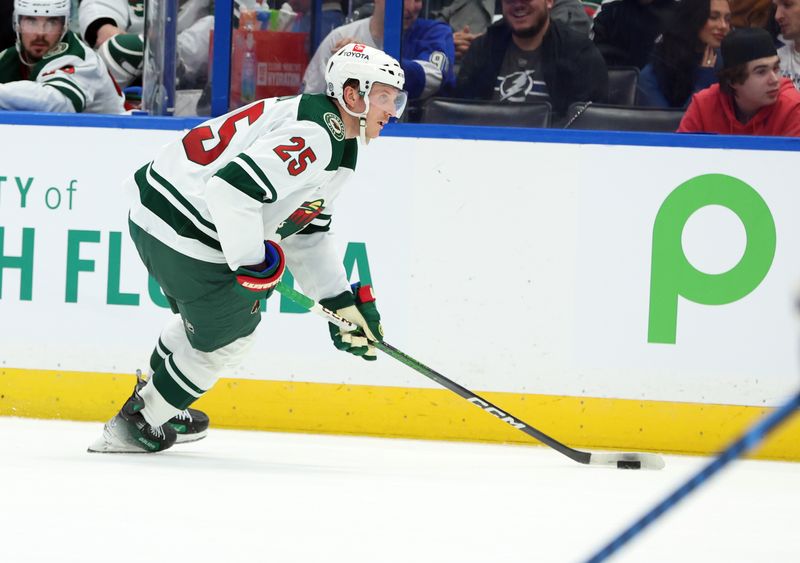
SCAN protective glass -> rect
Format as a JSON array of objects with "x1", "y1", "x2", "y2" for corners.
[
  {"x1": 18, "y1": 16, "x2": 65, "y2": 34},
  {"x1": 368, "y1": 85, "x2": 408, "y2": 119}
]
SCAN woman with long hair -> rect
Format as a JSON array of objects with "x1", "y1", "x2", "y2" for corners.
[{"x1": 637, "y1": 0, "x2": 732, "y2": 107}]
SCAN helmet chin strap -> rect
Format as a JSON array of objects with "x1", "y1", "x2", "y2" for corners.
[
  {"x1": 359, "y1": 116, "x2": 369, "y2": 146},
  {"x1": 339, "y1": 88, "x2": 372, "y2": 145},
  {"x1": 14, "y1": 29, "x2": 35, "y2": 67}
]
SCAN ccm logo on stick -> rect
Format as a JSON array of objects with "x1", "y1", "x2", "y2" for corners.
[{"x1": 467, "y1": 398, "x2": 526, "y2": 429}]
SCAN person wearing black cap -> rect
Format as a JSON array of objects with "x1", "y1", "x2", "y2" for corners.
[{"x1": 678, "y1": 27, "x2": 800, "y2": 135}]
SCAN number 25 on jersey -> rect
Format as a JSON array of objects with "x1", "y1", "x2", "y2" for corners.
[{"x1": 273, "y1": 137, "x2": 316, "y2": 176}]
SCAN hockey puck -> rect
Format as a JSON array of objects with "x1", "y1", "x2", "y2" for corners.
[{"x1": 617, "y1": 460, "x2": 642, "y2": 470}]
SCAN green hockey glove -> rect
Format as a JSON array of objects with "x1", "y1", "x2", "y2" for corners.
[
  {"x1": 318, "y1": 283, "x2": 383, "y2": 361},
  {"x1": 98, "y1": 33, "x2": 144, "y2": 88},
  {"x1": 234, "y1": 241, "x2": 285, "y2": 299}
]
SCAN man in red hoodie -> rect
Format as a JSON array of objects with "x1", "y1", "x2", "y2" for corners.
[{"x1": 678, "y1": 27, "x2": 800, "y2": 136}]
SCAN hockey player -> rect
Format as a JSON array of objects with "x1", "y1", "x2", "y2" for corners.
[
  {"x1": 79, "y1": 0, "x2": 215, "y2": 89},
  {"x1": 88, "y1": 43, "x2": 407, "y2": 453},
  {"x1": 0, "y1": 0, "x2": 125, "y2": 113}
]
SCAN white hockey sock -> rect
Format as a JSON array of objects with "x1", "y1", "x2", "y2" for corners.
[{"x1": 139, "y1": 380, "x2": 181, "y2": 428}]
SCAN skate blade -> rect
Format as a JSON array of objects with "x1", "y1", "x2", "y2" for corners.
[
  {"x1": 87, "y1": 420, "x2": 151, "y2": 454},
  {"x1": 175, "y1": 430, "x2": 208, "y2": 444}
]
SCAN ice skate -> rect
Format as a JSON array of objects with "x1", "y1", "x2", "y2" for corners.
[
  {"x1": 87, "y1": 379, "x2": 177, "y2": 453},
  {"x1": 134, "y1": 370, "x2": 210, "y2": 443},
  {"x1": 169, "y1": 407, "x2": 209, "y2": 443}
]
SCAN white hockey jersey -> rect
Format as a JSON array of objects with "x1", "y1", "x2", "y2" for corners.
[
  {"x1": 79, "y1": 0, "x2": 211, "y2": 37},
  {"x1": 126, "y1": 94, "x2": 358, "y2": 301},
  {"x1": 79, "y1": 0, "x2": 213, "y2": 88},
  {"x1": 0, "y1": 31, "x2": 125, "y2": 113}
]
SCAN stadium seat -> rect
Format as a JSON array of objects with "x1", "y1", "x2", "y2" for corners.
[
  {"x1": 606, "y1": 66, "x2": 640, "y2": 106},
  {"x1": 563, "y1": 102, "x2": 685, "y2": 132},
  {"x1": 417, "y1": 98, "x2": 552, "y2": 128}
]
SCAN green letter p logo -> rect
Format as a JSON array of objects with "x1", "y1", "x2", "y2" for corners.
[{"x1": 648, "y1": 174, "x2": 776, "y2": 344}]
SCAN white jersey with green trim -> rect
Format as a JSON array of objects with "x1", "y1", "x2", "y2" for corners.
[
  {"x1": 0, "y1": 31, "x2": 125, "y2": 113},
  {"x1": 79, "y1": 0, "x2": 210, "y2": 38},
  {"x1": 125, "y1": 93, "x2": 358, "y2": 301},
  {"x1": 78, "y1": 0, "x2": 144, "y2": 36}
]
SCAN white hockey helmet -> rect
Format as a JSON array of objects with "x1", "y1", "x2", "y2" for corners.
[
  {"x1": 324, "y1": 43, "x2": 407, "y2": 143},
  {"x1": 14, "y1": 0, "x2": 70, "y2": 39}
]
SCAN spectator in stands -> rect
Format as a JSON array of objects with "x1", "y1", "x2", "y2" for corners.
[
  {"x1": 302, "y1": 0, "x2": 455, "y2": 100},
  {"x1": 453, "y1": 0, "x2": 608, "y2": 116},
  {"x1": 637, "y1": 0, "x2": 731, "y2": 107},
  {"x1": 0, "y1": 0, "x2": 125, "y2": 113},
  {"x1": 551, "y1": 0, "x2": 592, "y2": 35},
  {"x1": 1, "y1": 0, "x2": 14, "y2": 51},
  {"x1": 289, "y1": 0, "x2": 346, "y2": 38},
  {"x1": 437, "y1": 0, "x2": 590, "y2": 65},
  {"x1": 775, "y1": 0, "x2": 800, "y2": 88},
  {"x1": 433, "y1": 0, "x2": 495, "y2": 62},
  {"x1": 591, "y1": 0, "x2": 678, "y2": 69},
  {"x1": 79, "y1": 0, "x2": 214, "y2": 89},
  {"x1": 678, "y1": 27, "x2": 800, "y2": 134},
  {"x1": 731, "y1": 0, "x2": 773, "y2": 27}
]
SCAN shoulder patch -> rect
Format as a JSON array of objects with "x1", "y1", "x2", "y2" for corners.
[
  {"x1": 297, "y1": 93, "x2": 347, "y2": 170},
  {"x1": 33, "y1": 32, "x2": 87, "y2": 79},
  {"x1": 43, "y1": 42, "x2": 69, "y2": 60},
  {"x1": 323, "y1": 112, "x2": 345, "y2": 142}
]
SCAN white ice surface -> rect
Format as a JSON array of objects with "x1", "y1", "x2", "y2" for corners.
[{"x1": 1, "y1": 417, "x2": 797, "y2": 563}]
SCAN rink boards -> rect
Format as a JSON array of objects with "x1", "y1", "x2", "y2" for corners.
[{"x1": 2, "y1": 119, "x2": 800, "y2": 459}]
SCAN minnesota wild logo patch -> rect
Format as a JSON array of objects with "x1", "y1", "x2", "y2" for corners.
[
  {"x1": 276, "y1": 199, "x2": 325, "y2": 239},
  {"x1": 43, "y1": 42, "x2": 69, "y2": 59},
  {"x1": 323, "y1": 112, "x2": 345, "y2": 141}
]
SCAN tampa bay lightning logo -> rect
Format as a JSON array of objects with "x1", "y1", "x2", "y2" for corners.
[{"x1": 496, "y1": 70, "x2": 537, "y2": 102}]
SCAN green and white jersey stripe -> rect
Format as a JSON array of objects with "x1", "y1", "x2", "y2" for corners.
[
  {"x1": 41, "y1": 75, "x2": 87, "y2": 112},
  {"x1": 126, "y1": 94, "x2": 359, "y2": 301}
]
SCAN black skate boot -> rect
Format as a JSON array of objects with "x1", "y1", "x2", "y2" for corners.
[
  {"x1": 88, "y1": 379, "x2": 177, "y2": 453},
  {"x1": 134, "y1": 370, "x2": 210, "y2": 443},
  {"x1": 169, "y1": 408, "x2": 210, "y2": 443}
]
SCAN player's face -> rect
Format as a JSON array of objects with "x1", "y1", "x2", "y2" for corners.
[
  {"x1": 775, "y1": 0, "x2": 800, "y2": 41},
  {"x1": 501, "y1": 0, "x2": 553, "y2": 39},
  {"x1": 364, "y1": 83, "x2": 408, "y2": 139},
  {"x1": 698, "y1": 0, "x2": 731, "y2": 49},
  {"x1": 18, "y1": 16, "x2": 64, "y2": 60},
  {"x1": 733, "y1": 56, "x2": 782, "y2": 112},
  {"x1": 403, "y1": 0, "x2": 423, "y2": 30}
]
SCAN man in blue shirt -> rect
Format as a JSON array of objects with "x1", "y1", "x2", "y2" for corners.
[{"x1": 302, "y1": 0, "x2": 455, "y2": 100}]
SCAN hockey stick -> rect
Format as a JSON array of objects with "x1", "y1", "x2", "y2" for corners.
[
  {"x1": 584, "y1": 390, "x2": 800, "y2": 562},
  {"x1": 276, "y1": 282, "x2": 665, "y2": 470}
]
